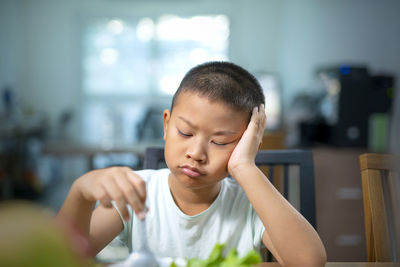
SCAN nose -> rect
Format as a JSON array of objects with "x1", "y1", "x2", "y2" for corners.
[{"x1": 186, "y1": 139, "x2": 207, "y2": 164}]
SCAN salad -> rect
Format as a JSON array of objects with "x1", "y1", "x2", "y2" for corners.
[{"x1": 170, "y1": 243, "x2": 261, "y2": 267}]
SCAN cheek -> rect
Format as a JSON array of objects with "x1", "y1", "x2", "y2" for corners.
[
  {"x1": 211, "y1": 148, "x2": 235, "y2": 169},
  {"x1": 164, "y1": 143, "x2": 177, "y2": 170},
  {"x1": 164, "y1": 130, "x2": 185, "y2": 166},
  {"x1": 164, "y1": 126, "x2": 178, "y2": 146}
]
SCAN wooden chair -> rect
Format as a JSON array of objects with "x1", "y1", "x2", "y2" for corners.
[{"x1": 360, "y1": 153, "x2": 400, "y2": 262}]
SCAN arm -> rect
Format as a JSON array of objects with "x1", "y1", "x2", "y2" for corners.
[
  {"x1": 56, "y1": 166, "x2": 147, "y2": 255},
  {"x1": 228, "y1": 105, "x2": 327, "y2": 267}
]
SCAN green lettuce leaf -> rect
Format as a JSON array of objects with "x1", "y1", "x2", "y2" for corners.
[{"x1": 171, "y1": 243, "x2": 261, "y2": 267}]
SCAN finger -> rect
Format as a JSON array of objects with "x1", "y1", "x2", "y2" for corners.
[
  {"x1": 254, "y1": 104, "x2": 266, "y2": 145},
  {"x1": 251, "y1": 105, "x2": 262, "y2": 131},
  {"x1": 94, "y1": 186, "x2": 113, "y2": 208},
  {"x1": 126, "y1": 171, "x2": 147, "y2": 202},
  {"x1": 248, "y1": 106, "x2": 259, "y2": 129},
  {"x1": 102, "y1": 179, "x2": 130, "y2": 221},
  {"x1": 98, "y1": 195, "x2": 113, "y2": 208},
  {"x1": 252, "y1": 105, "x2": 259, "y2": 119},
  {"x1": 115, "y1": 174, "x2": 145, "y2": 214},
  {"x1": 260, "y1": 104, "x2": 266, "y2": 119},
  {"x1": 259, "y1": 104, "x2": 267, "y2": 131}
]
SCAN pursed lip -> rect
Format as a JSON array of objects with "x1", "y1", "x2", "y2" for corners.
[{"x1": 180, "y1": 165, "x2": 204, "y2": 177}]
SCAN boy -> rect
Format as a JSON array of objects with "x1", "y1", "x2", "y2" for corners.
[{"x1": 57, "y1": 62, "x2": 326, "y2": 266}]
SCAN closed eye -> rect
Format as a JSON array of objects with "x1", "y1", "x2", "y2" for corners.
[
  {"x1": 212, "y1": 141, "x2": 229, "y2": 146},
  {"x1": 178, "y1": 129, "x2": 192, "y2": 137}
]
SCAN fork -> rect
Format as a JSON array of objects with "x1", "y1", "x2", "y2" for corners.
[{"x1": 124, "y1": 217, "x2": 159, "y2": 267}]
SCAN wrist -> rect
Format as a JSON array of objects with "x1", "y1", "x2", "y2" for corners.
[{"x1": 229, "y1": 162, "x2": 257, "y2": 180}]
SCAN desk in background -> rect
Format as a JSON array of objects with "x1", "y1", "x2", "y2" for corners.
[
  {"x1": 43, "y1": 141, "x2": 164, "y2": 170},
  {"x1": 313, "y1": 147, "x2": 368, "y2": 261}
]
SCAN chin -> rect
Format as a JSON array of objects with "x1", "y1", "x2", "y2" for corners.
[{"x1": 171, "y1": 172, "x2": 211, "y2": 189}]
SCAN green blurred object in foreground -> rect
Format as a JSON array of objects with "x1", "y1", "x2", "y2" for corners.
[
  {"x1": 0, "y1": 201, "x2": 99, "y2": 267},
  {"x1": 171, "y1": 243, "x2": 262, "y2": 267}
]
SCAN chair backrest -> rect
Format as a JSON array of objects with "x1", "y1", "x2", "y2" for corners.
[
  {"x1": 255, "y1": 149, "x2": 316, "y2": 228},
  {"x1": 359, "y1": 153, "x2": 400, "y2": 262},
  {"x1": 143, "y1": 147, "x2": 166, "y2": 169},
  {"x1": 143, "y1": 147, "x2": 316, "y2": 228}
]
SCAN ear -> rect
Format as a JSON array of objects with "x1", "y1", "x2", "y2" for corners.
[{"x1": 163, "y1": 109, "x2": 171, "y2": 141}]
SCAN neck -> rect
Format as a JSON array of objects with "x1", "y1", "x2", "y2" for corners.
[{"x1": 168, "y1": 174, "x2": 221, "y2": 216}]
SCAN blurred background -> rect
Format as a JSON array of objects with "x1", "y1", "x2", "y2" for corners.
[{"x1": 0, "y1": 0, "x2": 399, "y2": 262}]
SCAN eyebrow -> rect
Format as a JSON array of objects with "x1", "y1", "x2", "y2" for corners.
[{"x1": 178, "y1": 116, "x2": 237, "y2": 136}]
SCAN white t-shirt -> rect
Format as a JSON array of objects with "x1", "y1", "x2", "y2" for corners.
[{"x1": 115, "y1": 168, "x2": 265, "y2": 259}]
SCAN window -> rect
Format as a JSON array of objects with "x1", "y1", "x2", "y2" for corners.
[
  {"x1": 81, "y1": 14, "x2": 230, "y2": 146},
  {"x1": 82, "y1": 15, "x2": 230, "y2": 96}
]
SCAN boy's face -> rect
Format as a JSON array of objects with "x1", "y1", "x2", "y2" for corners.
[{"x1": 163, "y1": 91, "x2": 249, "y2": 190}]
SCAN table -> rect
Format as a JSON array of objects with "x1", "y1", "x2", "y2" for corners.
[
  {"x1": 104, "y1": 262, "x2": 400, "y2": 267},
  {"x1": 257, "y1": 264, "x2": 400, "y2": 267},
  {"x1": 104, "y1": 260, "x2": 399, "y2": 267},
  {"x1": 43, "y1": 141, "x2": 164, "y2": 169}
]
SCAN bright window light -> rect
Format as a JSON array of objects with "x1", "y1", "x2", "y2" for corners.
[
  {"x1": 136, "y1": 18, "x2": 155, "y2": 42},
  {"x1": 107, "y1": 19, "x2": 124, "y2": 35},
  {"x1": 100, "y1": 48, "x2": 119, "y2": 65},
  {"x1": 82, "y1": 15, "x2": 229, "y2": 96}
]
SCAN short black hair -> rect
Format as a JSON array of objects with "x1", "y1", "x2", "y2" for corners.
[{"x1": 171, "y1": 61, "x2": 265, "y2": 115}]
